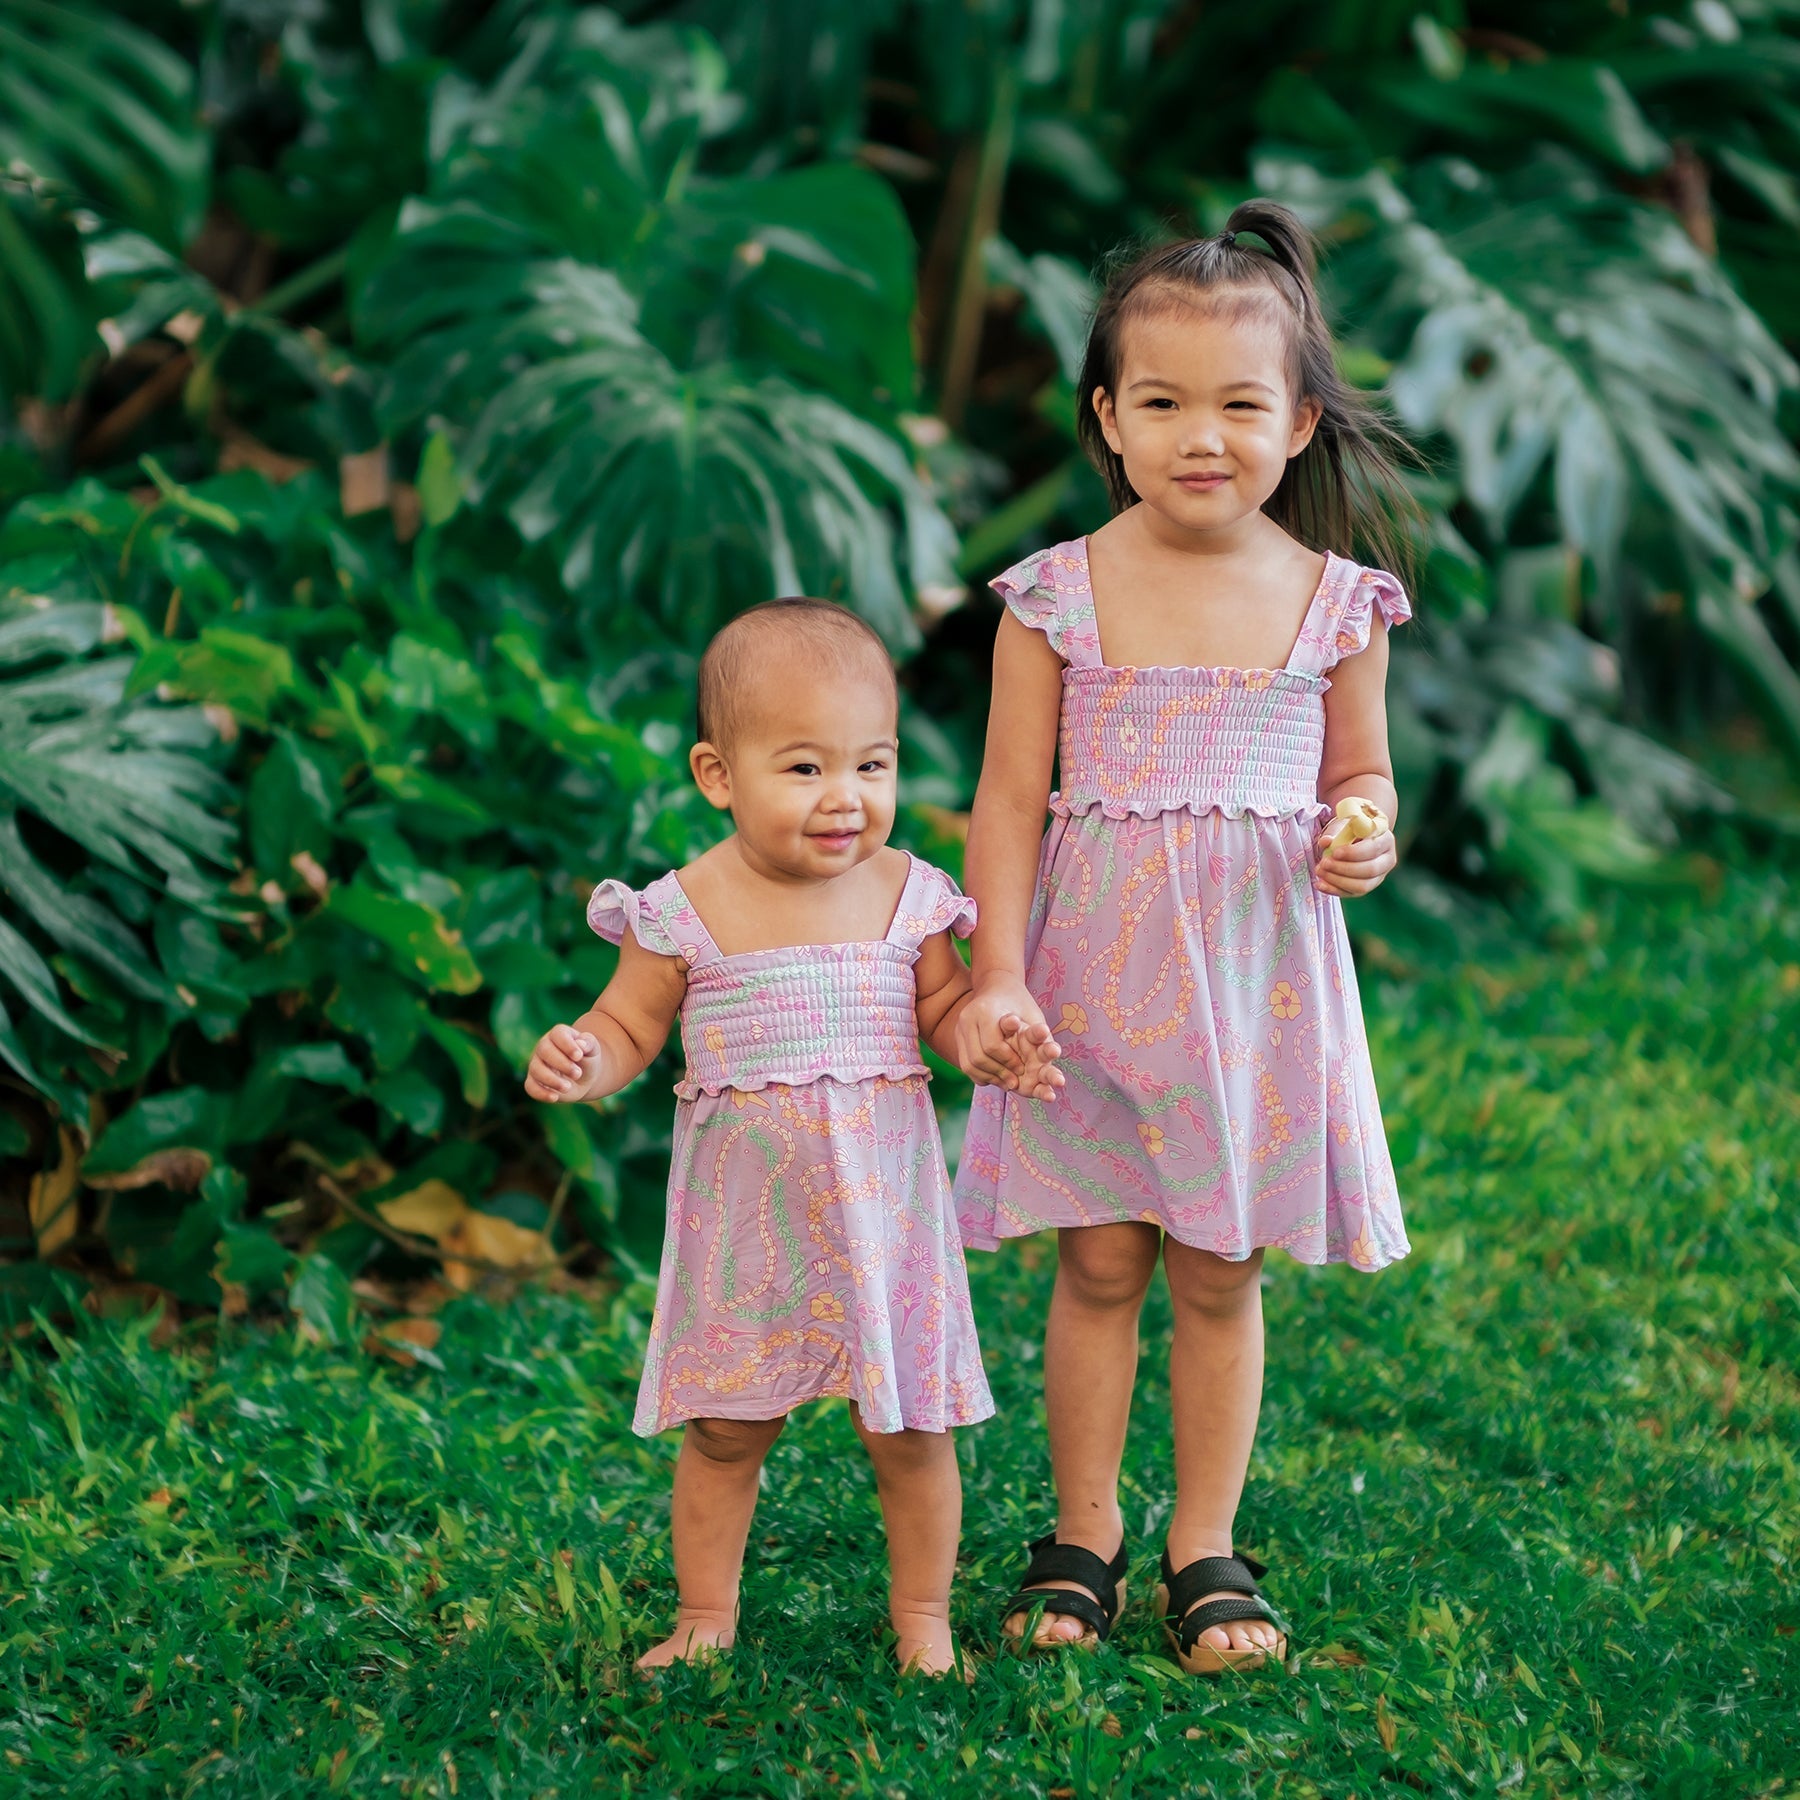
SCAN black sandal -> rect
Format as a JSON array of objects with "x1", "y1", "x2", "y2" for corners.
[
  {"x1": 1000, "y1": 1532, "x2": 1129, "y2": 1650},
  {"x1": 1156, "y1": 1549, "x2": 1288, "y2": 1674}
]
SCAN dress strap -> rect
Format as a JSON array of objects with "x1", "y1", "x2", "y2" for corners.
[
  {"x1": 989, "y1": 539, "x2": 1103, "y2": 669},
  {"x1": 586, "y1": 872, "x2": 718, "y2": 968},
  {"x1": 1285, "y1": 555, "x2": 1412, "y2": 677},
  {"x1": 884, "y1": 855, "x2": 978, "y2": 954}
]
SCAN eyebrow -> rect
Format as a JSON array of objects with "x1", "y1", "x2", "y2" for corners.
[
  {"x1": 1125, "y1": 376, "x2": 1279, "y2": 396},
  {"x1": 769, "y1": 738, "x2": 898, "y2": 756}
]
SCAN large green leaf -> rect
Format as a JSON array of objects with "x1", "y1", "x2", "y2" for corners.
[
  {"x1": 1271, "y1": 150, "x2": 1800, "y2": 750},
  {"x1": 0, "y1": 0, "x2": 209, "y2": 247},
  {"x1": 357, "y1": 7, "x2": 956, "y2": 649}
]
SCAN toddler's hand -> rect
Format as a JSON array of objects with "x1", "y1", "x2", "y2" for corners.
[
  {"x1": 958, "y1": 980, "x2": 1059, "y2": 1093},
  {"x1": 1004, "y1": 1015, "x2": 1066, "y2": 1103},
  {"x1": 1314, "y1": 826, "x2": 1396, "y2": 899},
  {"x1": 525, "y1": 1024, "x2": 602, "y2": 1102}
]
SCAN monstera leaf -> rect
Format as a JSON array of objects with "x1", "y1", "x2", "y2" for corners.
[
  {"x1": 0, "y1": 595, "x2": 235, "y2": 1110},
  {"x1": 1271, "y1": 149, "x2": 1800, "y2": 754},
  {"x1": 357, "y1": 7, "x2": 956, "y2": 650},
  {"x1": 0, "y1": 0, "x2": 209, "y2": 409},
  {"x1": 0, "y1": 0, "x2": 208, "y2": 248}
]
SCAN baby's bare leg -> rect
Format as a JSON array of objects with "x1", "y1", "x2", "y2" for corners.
[
  {"x1": 639, "y1": 1414, "x2": 786, "y2": 1669},
  {"x1": 1162, "y1": 1241, "x2": 1282, "y2": 1658},
  {"x1": 849, "y1": 1406, "x2": 964, "y2": 1675}
]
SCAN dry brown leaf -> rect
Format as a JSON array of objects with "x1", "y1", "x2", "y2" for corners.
[
  {"x1": 85, "y1": 1147, "x2": 212, "y2": 1192},
  {"x1": 440, "y1": 1208, "x2": 555, "y2": 1292},
  {"x1": 145, "y1": 1488, "x2": 173, "y2": 1507},
  {"x1": 1377, "y1": 1694, "x2": 1398, "y2": 1754},
  {"x1": 290, "y1": 851, "x2": 330, "y2": 897},
  {"x1": 28, "y1": 1126, "x2": 80, "y2": 1256},
  {"x1": 379, "y1": 1179, "x2": 468, "y2": 1241},
  {"x1": 82, "y1": 1282, "x2": 182, "y2": 1345},
  {"x1": 340, "y1": 446, "x2": 391, "y2": 516},
  {"x1": 365, "y1": 1316, "x2": 443, "y2": 1367}
]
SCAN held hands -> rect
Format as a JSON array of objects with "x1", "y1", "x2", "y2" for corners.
[
  {"x1": 956, "y1": 979, "x2": 1065, "y2": 1103},
  {"x1": 525, "y1": 1024, "x2": 603, "y2": 1103},
  {"x1": 1314, "y1": 797, "x2": 1396, "y2": 900}
]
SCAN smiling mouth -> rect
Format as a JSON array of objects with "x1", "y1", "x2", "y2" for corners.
[
  {"x1": 810, "y1": 829, "x2": 861, "y2": 849},
  {"x1": 1177, "y1": 471, "x2": 1230, "y2": 487}
]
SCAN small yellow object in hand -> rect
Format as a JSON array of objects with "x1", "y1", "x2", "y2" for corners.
[{"x1": 1324, "y1": 796, "x2": 1390, "y2": 854}]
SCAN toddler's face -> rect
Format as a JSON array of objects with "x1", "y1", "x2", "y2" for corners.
[
  {"x1": 692, "y1": 667, "x2": 898, "y2": 883},
  {"x1": 1095, "y1": 303, "x2": 1320, "y2": 532}
]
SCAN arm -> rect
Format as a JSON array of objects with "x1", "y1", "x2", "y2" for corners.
[
  {"x1": 524, "y1": 929, "x2": 687, "y2": 1103},
  {"x1": 918, "y1": 927, "x2": 1064, "y2": 1103},
  {"x1": 1315, "y1": 616, "x2": 1399, "y2": 900},
  {"x1": 956, "y1": 612, "x2": 1065, "y2": 1088}
]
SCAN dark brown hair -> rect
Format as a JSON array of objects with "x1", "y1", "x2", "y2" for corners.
[
  {"x1": 1076, "y1": 199, "x2": 1417, "y2": 579},
  {"x1": 695, "y1": 598, "x2": 897, "y2": 750}
]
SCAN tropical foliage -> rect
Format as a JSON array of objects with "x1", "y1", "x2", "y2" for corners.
[{"x1": 1, "y1": 0, "x2": 1797, "y2": 1298}]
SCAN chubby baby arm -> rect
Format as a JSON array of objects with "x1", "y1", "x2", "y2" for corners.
[
  {"x1": 918, "y1": 930, "x2": 1063, "y2": 1102},
  {"x1": 1314, "y1": 614, "x2": 1400, "y2": 900},
  {"x1": 524, "y1": 929, "x2": 686, "y2": 1103}
]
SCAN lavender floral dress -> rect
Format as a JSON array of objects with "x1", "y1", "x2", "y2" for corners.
[
  {"x1": 590, "y1": 854, "x2": 995, "y2": 1436},
  {"x1": 955, "y1": 539, "x2": 1412, "y2": 1271}
]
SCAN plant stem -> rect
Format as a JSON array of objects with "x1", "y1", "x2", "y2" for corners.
[
  {"x1": 938, "y1": 63, "x2": 1017, "y2": 430},
  {"x1": 245, "y1": 245, "x2": 352, "y2": 319}
]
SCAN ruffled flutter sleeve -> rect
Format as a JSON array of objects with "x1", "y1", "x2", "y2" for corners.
[
  {"x1": 587, "y1": 878, "x2": 684, "y2": 958},
  {"x1": 988, "y1": 540, "x2": 1100, "y2": 666},
  {"x1": 1330, "y1": 566, "x2": 1412, "y2": 666},
  {"x1": 889, "y1": 860, "x2": 977, "y2": 953}
]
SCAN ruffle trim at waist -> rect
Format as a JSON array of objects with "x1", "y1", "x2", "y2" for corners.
[
  {"x1": 674, "y1": 1063, "x2": 932, "y2": 1101},
  {"x1": 1050, "y1": 792, "x2": 1330, "y2": 824}
]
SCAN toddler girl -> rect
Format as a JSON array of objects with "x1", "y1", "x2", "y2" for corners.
[
  {"x1": 526, "y1": 599, "x2": 1057, "y2": 1677},
  {"x1": 955, "y1": 202, "x2": 1414, "y2": 1673}
]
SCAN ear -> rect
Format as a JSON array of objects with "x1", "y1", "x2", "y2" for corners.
[
  {"x1": 689, "y1": 741, "x2": 733, "y2": 811},
  {"x1": 1093, "y1": 385, "x2": 1123, "y2": 456},
  {"x1": 1287, "y1": 395, "x2": 1323, "y2": 460}
]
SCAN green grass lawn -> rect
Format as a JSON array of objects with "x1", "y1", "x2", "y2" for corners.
[{"x1": 3, "y1": 870, "x2": 1797, "y2": 1799}]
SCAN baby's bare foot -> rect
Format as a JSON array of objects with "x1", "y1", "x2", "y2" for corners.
[
  {"x1": 894, "y1": 1607, "x2": 967, "y2": 1680},
  {"x1": 637, "y1": 1612, "x2": 734, "y2": 1670}
]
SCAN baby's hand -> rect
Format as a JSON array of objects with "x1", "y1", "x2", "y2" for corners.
[
  {"x1": 525, "y1": 1024, "x2": 602, "y2": 1102},
  {"x1": 1314, "y1": 824, "x2": 1397, "y2": 899},
  {"x1": 1003, "y1": 1015, "x2": 1065, "y2": 1103},
  {"x1": 958, "y1": 980, "x2": 1058, "y2": 1092}
]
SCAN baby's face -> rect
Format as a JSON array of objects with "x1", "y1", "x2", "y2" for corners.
[
  {"x1": 699, "y1": 667, "x2": 898, "y2": 883},
  {"x1": 1097, "y1": 302, "x2": 1319, "y2": 533}
]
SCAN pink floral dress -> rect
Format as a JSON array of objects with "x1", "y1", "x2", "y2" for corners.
[
  {"x1": 955, "y1": 539, "x2": 1412, "y2": 1271},
  {"x1": 589, "y1": 854, "x2": 995, "y2": 1436}
]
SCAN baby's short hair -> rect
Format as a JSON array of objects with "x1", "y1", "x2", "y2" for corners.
[{"x1": 695, "y1": 599, "x2": 897, "y2": 749}]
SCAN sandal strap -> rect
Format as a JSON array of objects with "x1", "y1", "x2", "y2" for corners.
[
  {"x1": 1004, "y1": 1531, "x2": 1129, "y2": 1640},
  {"x1": 1158, "y1": 1550, "x2": 1266, "y2": 1621},
  {"x1": 1170, "y1": 1595, "x2": 1281, "y2": 1654},
  {"x1": 1003, "y1": 1586, "x2": 1112, "y2": 1642}
]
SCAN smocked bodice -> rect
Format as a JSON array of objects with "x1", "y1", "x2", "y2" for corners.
[
  {"x1": 1057, "y1": 665, "x2": 1327, "y2": 819},
  {"x1": 587, "y1": 855, "x2": 976, "y2": 1099},
  {"x1": 994, "y1": 540, "x2": 1411, "y2": 821}
]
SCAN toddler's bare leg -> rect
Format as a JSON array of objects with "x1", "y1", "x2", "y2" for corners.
[
  {"x1": 638, "y1": 1414, "x2": 786, "y2": 1669},
  {"x1": 1162, "y1": 1241, "x2": 1282, "y2": 1658},
  {"x1": 850, "y1": 1406, "x2": 964, "y2": 1675},
  {"x1": 1007, "y1": 1221, "x2": 1161, "y2": 1644}
]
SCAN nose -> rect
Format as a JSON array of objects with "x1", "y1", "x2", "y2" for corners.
[
  {"x1": 1179, "y1": 414, "x2": 1226, "y2": 457},
  {"x1": 820, "y1": 776, "x2": 861, "y2": 815}
]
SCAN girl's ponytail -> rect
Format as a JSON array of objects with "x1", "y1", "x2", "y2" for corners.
[
  {"x1": 1076, "y1": 201, "x2": 1418, "y2": 581},
  {"x1": 1221, "y1": 199, "x2": 1319, "y2": 300}
]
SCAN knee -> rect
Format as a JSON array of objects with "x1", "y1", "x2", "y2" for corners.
[
  {"x1": 1056, "y1": 1231, "x2": 1158, "y2": 1311},
  {"x1": 686, "y1": 1415, "x2": 782, "y2": 1466},
  {"x1": 1169, "y1": 1250, "x2": 1263, "y2": 1323},
  {"x1": 854, "y1": 1415, "x2": 952, "y2": 1469}
]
